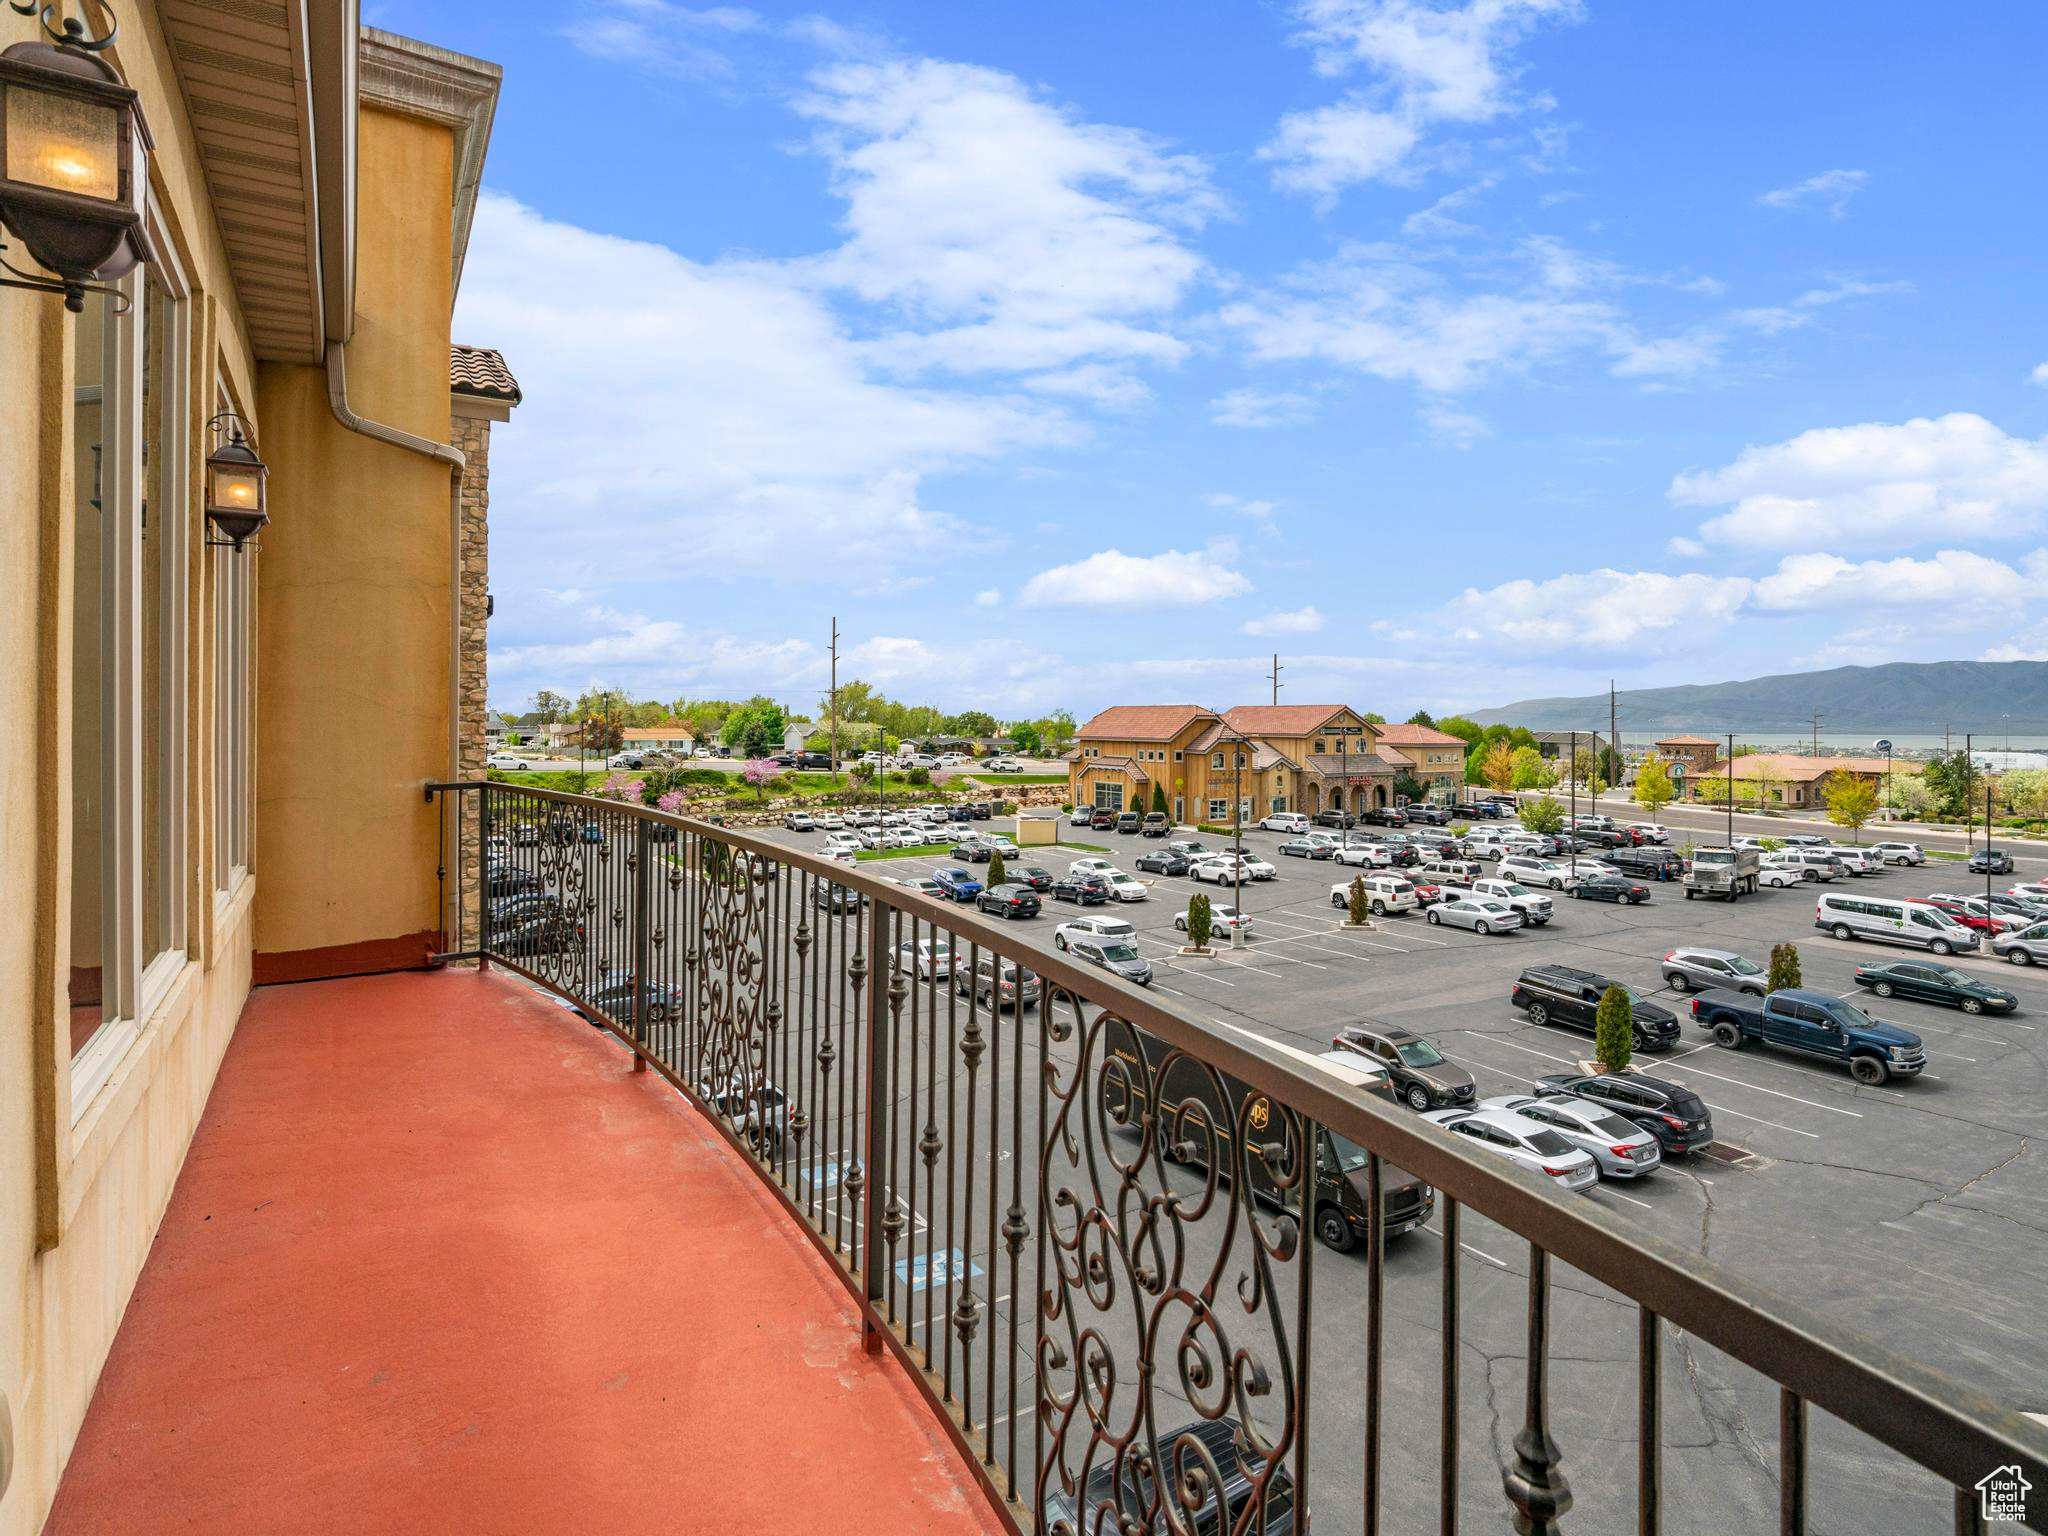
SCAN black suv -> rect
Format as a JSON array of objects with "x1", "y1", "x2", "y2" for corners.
[
  {"x1": 1330, "y1": 1024, "x2": 1475, "y2": 1111},
  {"x1": 1607, "y1": 846, "x2": 1683, "y2": 882},
  {"x1": 1313, "y1": 809, "x2": 1356, "y2": 829},
  {"x1": 1537, "y1": 1071, "x2": 1714, "y2": 1156},
  {"x1": 1509, "y1": 965, "x2": 1680, "y2": 1051},
  {"x1": 1050, "y1": 872, "x2": 1112, "y2": 905}
]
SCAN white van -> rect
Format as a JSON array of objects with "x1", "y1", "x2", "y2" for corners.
[
  {"x1": 1260, "y1": 811, "x2": 1311, "y2": 834},
  {"x1": 1813, "y1": 893, "x2": 1981, "y2": 955}
]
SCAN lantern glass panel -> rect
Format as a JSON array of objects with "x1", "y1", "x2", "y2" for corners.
[
  {"x1": 4, "y1": 81, "x2": 120, "y2": 201},
  {"x1": 209, "y1": 462, "x2": 261, "y2": 513}
]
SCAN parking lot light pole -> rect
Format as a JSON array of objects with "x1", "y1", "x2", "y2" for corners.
[
  {"x1": 1232, "y1": 734, "x2": 1246, "y2": 950},
  {"x1": 1725, "y1": 732, "x2": 1735, "y2": 850},
  {"x1": 1568, "y1": 728, "x2": 1578, "y2": 881}
]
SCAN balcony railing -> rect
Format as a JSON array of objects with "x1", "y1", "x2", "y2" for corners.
[{"x1": 429, "y1": 781, "x2": 2047, "y2": 1535}]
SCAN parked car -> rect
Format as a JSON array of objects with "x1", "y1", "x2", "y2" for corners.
[
  {"x1": 823, "y1": 831, "x2": 863, "y2": 857},
  {"x1": 1535, "y1": 1072, "x2": 1714, "y2": 1157},
  {"x1": 1624, "y1": 823, "x2": 1670, "y2": 845},
  {"x1": 1115, "y1": 810, "x2": 1142, "y2": 835},
  {"x1": 1570, "y1": 874, "x2": 1651, "y2": 905},
  {"x1": 1498, "y1": 855, "x2": 1580, "y2": 891},
  {"x1": 1824, "y1": 845, "x2": 1882, "y2": 876},
  {"x1": 932, "y1": 868, "x2": 983, "y2": 903},
  {"x1": 893, "y1": 938, "x2": 958, "y2": 979},
  {"x1": 1334, "y1": 841, "x2": 1392, "y2": 868},
  {"x1": 1870, "y1": 840, "x2": 1926, "y2": 866},
  {"x1": 1086, "y1": 807, "x2": 1114, "y2": 830},
  {"x1": 953, "y1": 954, "x2": 1041, "y2": 1010},
  {"x1": 1662, "y1": 946, "x2": 1767, "y2": 996},
  {"x1": 1277, "y1": 837, "x2": 1334, "y2": 861},
  {"x1": 1141, "y1": 812, "x2": 1171, "y2": 838},
  {"x1": 1923, "y1": 894, "x2": 2014, "y2": 937},
  {"x1": 1329, "y1": 874, "x2": 1418, "y2": 917},
  {"x1": 1970, "y1": 846, "x2": 2016, "y2": 875},
  {"x1": 1174, "y1": 905, "x2": 1251, "y2": 937},
  {"x1": 1312, "y1": 808, "x2": 1357, "y2": 829},
  {"x1": 1482, "y1": 1094, "x2": 1662, "y2": 1179},
  {"x1": 1104, "y1": 874, "x2": 1150, "y2": 903},
  {"x1": 1260, "y1": 811, "x2": 1311, "y2": 834},
  {"x1": 1037, "y1": 1419, "x2": 1298, "y2": 1536},
  {"x1": 1761, "y1": 850, "x2": 1837, "y2": 884},
  {"x1": 487, "y1": 750, "x2": 537, "y2": 772},
  {"x1": 1135, "y1": 849, "x2": 1190, "y2": 876},
  {"x1": 1068, "y1": 805, "x2": 1094, "y2": 826},
  {"x1": 1330, "y1": 1024, "x2": 1474, "y2": 1111},
  {"x1": 1813, "y1": 892, "x2": 1980, "y2": 954},
  {"x1": 982, "y1": 757, "x2": 1022, "y2": 773},
  {"x1": 1054, "y1": 916, "x2": 1138, "y2": 950},
  {"x1": 1010, "y1": 864, "x2": 1055, "y2": 892},
  {"x1": 1992, "y1": 921, "x2": 2048, "y2": 966},
  {"x1": 1065, "y1": 937, "x2": 1153, "y2": 987},
  {"x1": 1687, "y1": 988, "x2": 1925, "y2": 1084},
  {"x1": 1422, "y1": 1106, "x2": 1598, "y2": 1192},
  {"x1": 1363, "y1": 806, "x2": 1409, "y2": 827},
  {"x1": 950, "y1": 840, "x2": 995, "y2": 863},
  {"x1": 1425, "y1": 897, "x2": 1523, "y2": 935},
  {"x1": 813, "y1": 881, "x2": 866, "y2": 912},
  {"x1": 1166, "y1": 839, "x2": 1212, "y2": 858},
  {"x1": 976, "y1": 883, "x2": 1041, "y2": 920},
  {"x1": 702, "y1": 1075, "x2": 793, "y2": 1153},
  {"x1": 1851, "y1": 960, "x2": 2016, "y2": 1014},
  {"x1": 1436, "y1": 877, "x2": 1553, "y2": 926},
  {"x1": 1606, "y1": 847, "x2": 1684, "y2": 882},
  {"x1": 1069, "y1": 857, "x2": 1120, "y2": 877},
  {"x1": 1050, "y1": 872, "x2": 1112, "y2": 905},
  {"x1": 1926, "y1": 892, "x2": 2025, "y2": 933},
  {"x1": 783, "y1": 811, "x2": 816, "y2": 832},
  {"x1": 1510, "y1": 965, "x2": 1681, "y2": 1052}
]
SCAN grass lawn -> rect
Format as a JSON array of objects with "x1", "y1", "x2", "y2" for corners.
[
  {"x1": 854, "y1": 842, "x2": 958, "y2": 861},
  {"x1": 963, "y1": 772, "x2": 1068, "y2": 785}
]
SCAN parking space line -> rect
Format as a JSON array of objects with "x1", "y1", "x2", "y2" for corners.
[
  {"x1": 1522, "y1": 1033, "x2": 1864, "y2": 1118},
  {"x1": 1414, "y1": 1226, "x2": 1511, "y2": 1269},
  {"x1": 1601, "y1": 1189, "x2": 1655, "y2": 1210},
  {"x1": 1690, "y1": 1099, "x2": 1821, "y2": 1139}
]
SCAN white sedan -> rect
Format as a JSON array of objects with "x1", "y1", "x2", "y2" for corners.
[
  {"x1": 1069, "y1": 857, "x2": 1121, "y2": 877},
  {"x1": 1175, "y1": 905, "x2": 1252, "y2": 936},
  {"x1": 1104, "y1": 874, "x2": 1149, "y2": 903},
  {"x1": 887, "y1": 826, "x2": 928, "y2": 848},
  {"x1": 488, "y1": 750, "x2": 537, "y2": 772},
  {"x1": 1425, "y1": 897, "x2": 1524, "y2": 935}
]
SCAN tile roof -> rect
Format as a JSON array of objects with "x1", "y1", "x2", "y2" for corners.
[
  {"x1": 1654, "y1": 734, "x2": 1719, "y2": 746},
  {"x1": 1700, "y1": 753, "x2": 1911, "y2": 782},
  {"x1": 1375, "y1": 746, "x2": 1414, "y2": 768},
  {"x1": 450, "y1": 344, "x2": 522, "y2": 403},
  {"x1": 1372, "y1": 723, "x2": 1466, "y2": 747},
  {"x1": 1302, "y1": 753, "x2": 1395, "y2": 779},
  {"x1": 1076, "y1": 705, "x2": 1217, "y2": 741},
  {"x1": 1222, "y1": 704, "x2": 1355, "y2": 736},
  {"x1": 622, "y1": 725, "x2": 694, "y2": 741},
  {"x1": 1077, "y1": 755, "x2": 1147, "y2": 776}
]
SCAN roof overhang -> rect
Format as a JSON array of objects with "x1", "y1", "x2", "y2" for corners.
[{"x1": 159, "y1": 0, "x2": 353, "y2": 362}]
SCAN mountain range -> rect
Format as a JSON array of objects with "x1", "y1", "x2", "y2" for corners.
[{"x1": 1469, "y1": 661, "x2": 2048, "y2": 735}]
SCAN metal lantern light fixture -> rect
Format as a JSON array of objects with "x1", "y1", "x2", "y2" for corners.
[
  {"x1": 204, "y1": 413, "x2": 268, "y2": 551},
  {"x1": 0, "y1": 4, "x2": 155, "y2": 312}
]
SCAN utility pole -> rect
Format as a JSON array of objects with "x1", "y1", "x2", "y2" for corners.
[
  {"x1": 1568, "y1": 728, "x2": 1578, "y2": 880},
  {"x1": 1608, "y1": 679, "x2": 1619, "y2": 809},
  {"x1": 1986, "y1": 775, "x2": 1996, "y2": 906},
  {"x1": 1964, "y1": 732, "x2": 1974, "y2": 849},
  {"x1": 829, "y1": 615, "x2": 841, "y2": 789},
  {"x1": 1812, "y1": 707, "x2": 1821, "y2": 760},
  {"x1": 1267, "y1": 653, "x2": 1283, "y2": 706},
  {"x1": 1725, "y1": 731, "x2": 1735, "y2": 852}
]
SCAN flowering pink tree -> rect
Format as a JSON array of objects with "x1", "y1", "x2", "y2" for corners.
[
  {"x1": 656, "y1": 790, "x2": 686, "y2": 815},
  {"x1": 743, "y1": 758, "x2": 777, "y2": 803},
  {"x1": 595, "y1": 773, "x2": 645, "y2": 803}
]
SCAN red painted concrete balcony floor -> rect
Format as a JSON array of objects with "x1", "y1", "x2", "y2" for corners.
[{"x1": 46, "y1": 970, "x2": 996, "y2": 1536}]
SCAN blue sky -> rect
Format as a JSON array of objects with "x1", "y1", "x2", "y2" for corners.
[{"x1": 373, "y1": 0, "x2": 2048, "y2": 720}]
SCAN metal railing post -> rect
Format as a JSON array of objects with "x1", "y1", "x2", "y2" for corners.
[
  {"x1": 631, "y1": 816, "x2": 651, "y2": 1072},
  {"x1": 860, "y1": 896, "x2": 894, "y2": 1353},
  {"x1": 477, "y1": 784, "x2": 492, "y2": 969}
]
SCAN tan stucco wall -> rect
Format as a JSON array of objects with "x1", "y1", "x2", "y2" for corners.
[
  {"x1": 253, "y1": 104, "x2": 457, "y2": 975},
  {"x1": 0, "y1": 2, "x2": 259, "y2": 1529}
]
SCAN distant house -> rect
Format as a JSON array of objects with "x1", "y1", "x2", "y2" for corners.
[
  {"x1": 783, "y1": 724, "x2": 808, "y2": 754},
  {"x1": 1371, "y1": 723, "x2": 1468, "y2": 792},
  {"x1": 1529, "y1": 730, "x2": 1607, "y2": 762},
  {"x1": 623, "y1": 723, "x2": 695, "y2": 754}
]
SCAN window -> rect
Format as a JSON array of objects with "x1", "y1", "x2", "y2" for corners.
[
  {"x1": 1212, "y1": 752, "x2": 1224, "y2": 770},
  {"x1": 1172, "y1": 750, "x2": 1183, "y2": 762},
  {"x1": 69, "y1": 212, "x2": 190, "y2": 1117},
  {"x1": 213, "y1": 384, "x2": 252, "y2": 893},
  {"x1": 1207, "y1": 799, "x2": 1228, "y2": 822},
  {"x1": 1313, "y1": 739, "x2": 1324, "y2": 754}
]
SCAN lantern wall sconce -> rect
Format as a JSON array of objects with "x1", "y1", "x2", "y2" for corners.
[
  {"x1": 204, "y1": 412, "x2": 268, "y2": 552},
  {"x1": 0, "y1": 3, "x2": 156, "y2": 312}
]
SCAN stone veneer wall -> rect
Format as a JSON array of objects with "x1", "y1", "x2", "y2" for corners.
[{"x1": 453, "y1": 410, "x2": 492, "y2": 945}]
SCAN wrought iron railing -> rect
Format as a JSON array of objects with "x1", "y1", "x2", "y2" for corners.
[{"x1": 430, "y1": 781, "x2": 2046, "y2": 1535}]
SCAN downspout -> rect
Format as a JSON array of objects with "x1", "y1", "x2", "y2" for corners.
[{"x1": 325, "y1": 340, "x2": 468, "y2": 953}]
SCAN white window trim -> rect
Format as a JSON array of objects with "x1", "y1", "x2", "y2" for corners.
[{"x1": 73, "y1": 194, "x2": 192, "y2": 1122}]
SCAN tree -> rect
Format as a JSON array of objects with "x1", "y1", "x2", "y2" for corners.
[
  {"x1": 986, "y1": 850, "x2": 1007, "y2": 887},
  {"x1": 1768, "y1": 942, "x2": 1803, "y2": 993},
  {"x1": 1570, "y1": 745, "x2": 1598, "y2": 787},
  {"x1": 1520, "y1": 794, "x2": 1565, "y2": 836},
  {"x1": 1881, "y1": 773, "x2": 1932, "y2": 819},
  {"x1": 1480, "y1": 738, "x2": 1516, "y2": 792},
  {"x1": 1405, "y1": 709, "x2": 1437, "y2": 729},
  {"x1": 1436, "y1": 716, "x2": 1482, "y2": 745},
  {"x1": 1509, "y1": 745, "x2": 1553, "y2": 790},
  {"x1": 1821, "y1": 773, "x2": 1879, "y2": 841},
  {"x1": 2001, "y1": 768, "x2": 2048, "y2": 821},
  {"x1": 1008, "y1": 720, "x2": 1043, "y2": 756},
  {"x1": 1150, "y1": 782, "x2": 1168, "y2": 815},
  {"x1": 1347, "y1": 875, "x2": 1370, "y2": 925},
  {"x1": 1362, "y1": 712, "x2": 1387, "y2": 725},
  {"x1": 1393, "y1": 771, "x2": 1427, "y2": 806},
  {"x1": 1594, "y1": 985, "x2": 1633, "y2": 1074},
  {"x1": 1185, "y1": 893, "x2": 1213, "y2": 950},
  {"x1": 1634, "y1": 756, "x2": 1675, "y2": 820},
  {"x1": 822, "y1": 679, "x2": 879, "y2": 724},
  {"x1": 948, "y1": 710, "x2": 999, "y2": 738},
  {"x1": 721, "y1": 696, "x2": 788, "y2": 760},
  {"x1": 742, "y1": 758, "x2": 778, "y2": 802},
  {"x1": 1040, "y1": 710, "x2": 1077, "y2": 753},
  {"x1": 581, "y1": 713, "x2": 623, "y2": 756},
  {"x1": 531, "y1": 689, "x2": 570, "y2": 725},
  {"x1": 1921, "y1": 750, "x2": 1973, "y2": 821}
]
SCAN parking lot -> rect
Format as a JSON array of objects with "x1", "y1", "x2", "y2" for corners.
[{"x1": 748, "y1": 811, "x2": 2048, "y2": 1533}]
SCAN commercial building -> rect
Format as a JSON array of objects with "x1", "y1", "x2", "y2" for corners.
[
  {"x1": 1685, "y1": 752, "x2": 1911, "y2": 807},
  {"x1": 1370, "y1": 721, "x2": 1470, "y2": 792}
]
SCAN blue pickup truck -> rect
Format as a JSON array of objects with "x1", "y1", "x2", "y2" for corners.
[{"x1": 1686, "y1": 987, "x2": 1925, "y2": 1085}]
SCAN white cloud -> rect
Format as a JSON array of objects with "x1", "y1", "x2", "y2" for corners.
[
  {"x1": 1665, "y1": 535, "x2": 1707, "y2": 558},
  {"x1": 1750, "y1": 549, "x2": 2039, "y2": 611},
  {"x1": 1262, "y1": 0, "x2": 1581, "y2": 201},
  {"x1": 1022, "y1": 363, "x2": 1151, "y2": 408},
  {"x1": 1670, "y1": 413, "x2": 2048, "y2": 550},
  {"x1": 1421, "y1": 401, "x2": 1490, "y2": 447},
  {"x1": 1242, "y1": 606, "x2": 1327, "y2": 636},
  {"x1": 569, "y1": 4, "x2": 765, "y2": 81},
  {"x1": 798, "y1": 57, "x2": 1218, "y2": 376},
  {"x1": 1017, "y1": 540, "x2": 1251, "y2": 608},
  {"x1": 1210, "y1": 388, "x2": 1318, "y2": 427},
  {"x1": 1757, "y1": 168, "x2": 1868, "y2": 220},
  {"x1": 2030, "y1": 361, "x2": 2048, "y2": 387},
  {"x1": 1206, "y1": 492, "x2": 1281, "y2": 519},
  {"x1": 973, "y1": 588, "x2": 1001, "y2": 607},
  {"x1": 1438, "y1": 567, "x2": 1751, "y2": 651}
]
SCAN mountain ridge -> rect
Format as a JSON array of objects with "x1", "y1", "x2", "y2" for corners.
[{"x1": 1469, "y1": 661, "x2": 2048, "y2": 735}]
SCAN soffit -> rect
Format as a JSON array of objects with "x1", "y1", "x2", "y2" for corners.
[{"x1": 162, "y1": 0, "x2": 326, "y2": 362}]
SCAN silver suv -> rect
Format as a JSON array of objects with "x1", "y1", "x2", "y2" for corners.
[{"x1": 1661, "y1": 946, "x2": 1767, "y2": 996}]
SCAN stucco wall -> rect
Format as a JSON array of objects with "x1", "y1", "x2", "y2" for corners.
[
  {"x1": 253, "y1": 105, "x2": 456, "y2": 979},
  {"x1": 0, "y1": 1, "x2": 258, "y2": 1528}
]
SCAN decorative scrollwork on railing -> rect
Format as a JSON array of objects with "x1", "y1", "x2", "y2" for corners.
[
  {"x1": 688, "y1": 836, "x2": 778, "y2": 1128},
  {"x1": 1037, "y1": 993, "x2": 1306, "y2": 1536}
]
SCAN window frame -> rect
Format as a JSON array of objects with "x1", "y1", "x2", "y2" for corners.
[{"x1": 70, "y1": 194, "x2": 192, "y2": 1121}]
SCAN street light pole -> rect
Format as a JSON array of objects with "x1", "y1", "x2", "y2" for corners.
[
  {"x1": 1725, "y1": 732, "x2": 1735, "y2": 851},
  {"x1": 1232, "y1": 730, "x2": 1246, "y2": 950},
  {"x1": 1568, "y1": 728, "x2": 1578, "y2": 881}
]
